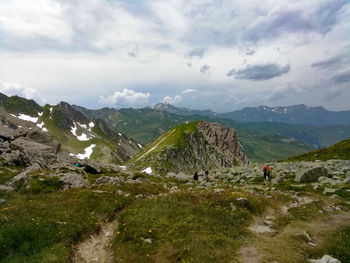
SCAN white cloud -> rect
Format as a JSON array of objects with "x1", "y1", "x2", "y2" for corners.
[
  {"x1": 0, "y1": 0, "x2": 72, "y2": 44},
  {"x1": 162, "y1": 95, "x2": 182, "y2": 104},
  {"x1": 99, "y1": 88, "x2": 150, "y2": 106},
  {"x1": 0, "y1": 82, "x2": 46, "y2": 104},
  {"x1": 182, "y1": 89, "x2": 197, "y2": 94}
]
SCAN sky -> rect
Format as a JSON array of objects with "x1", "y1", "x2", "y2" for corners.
[{"x1": 0, "y1": 0, "x2": 349, "y2": 112}]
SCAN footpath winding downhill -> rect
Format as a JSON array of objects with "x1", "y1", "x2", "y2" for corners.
[
  {"x1": 73, "y1": 217, "x2": 120, "y2": 263},
  {"x1": 239, "y1": 187, "x2": 350, "y2": 263}
]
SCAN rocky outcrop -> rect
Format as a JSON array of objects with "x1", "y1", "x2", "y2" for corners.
[
  {"x1": 0, "y1": 123, "x2": 59, "y2": 167},
  {"x1": 197, "y1": 121, "x2": 249, "y2": 165},
  {"x1": 295, "y1": 167, "x2": 329, "y2": 183},
  {"x1": 133, "y1": 121, "x2": 248, "y2": 175}
]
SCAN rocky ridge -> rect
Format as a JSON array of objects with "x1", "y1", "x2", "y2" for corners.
[{"x1": 130, "y1": 121, "x2": 249, "y2": 175}]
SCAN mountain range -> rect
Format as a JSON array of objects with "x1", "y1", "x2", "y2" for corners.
[
  {"x1": 149, "y1": 102, "x2": 350, "y2": 126},
  {"x1": 2, "y1": 92, "x2": 350, "y2": 163}
]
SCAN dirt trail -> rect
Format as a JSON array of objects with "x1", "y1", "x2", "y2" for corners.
[
  {"x1": 239, "y1": 193, "x2": 317, "y2": 263},
  {"x1": 73, "y1": 218, "x2": 119, "y2": 263}
]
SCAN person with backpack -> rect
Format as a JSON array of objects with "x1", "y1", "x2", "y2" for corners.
[
  {"x1": 262, "y1": 164, "x2": 271, "y2": 185},
  {"x1": 193, "y1": 171, "x2": 199, "y2": 181}
]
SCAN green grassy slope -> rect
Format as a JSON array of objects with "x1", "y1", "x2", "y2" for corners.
[
  {"x1": 285, "y1": 138, "x2": 350, "y2": 161},
  {"x1": 129, "y1": 121, "x2": 200, "y2": 164},
  {"x1": 0, "y1": 94, "x2": 42, "y2": 115}
]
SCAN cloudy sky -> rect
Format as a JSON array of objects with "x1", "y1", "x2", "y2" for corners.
[{"x1": 0, "y1": 0, "x2": 349, "y2": 112}]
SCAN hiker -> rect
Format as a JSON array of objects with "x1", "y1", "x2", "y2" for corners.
[
  {"x1": 193, "y1": 172, "x2": 199, "y2": 181},
  {"x1": 262, "y1": 164, "x2": 271, "y2": 185},
  {"x1": 75, "y1": 161, "x2": 84, "y2": 168},
  {"x1": 205, "y1": 170, "x2": 212, "y2": 182}
]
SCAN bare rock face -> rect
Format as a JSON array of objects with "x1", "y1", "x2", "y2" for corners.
[{"x1": 197, "y1": 121, "x2": 249, "y2": 165}]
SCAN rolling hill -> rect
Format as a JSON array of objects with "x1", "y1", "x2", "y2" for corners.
[{"x1": 285, "y1": 138, "x2": 350, "y2": 162}]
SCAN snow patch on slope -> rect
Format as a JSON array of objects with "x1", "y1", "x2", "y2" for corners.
[
  {"x1": 70, "y1": 144, "x2": 96, "y2": 159},
  {"x1": 11, "y1": 113, "x2": 38, "y2": 123}
]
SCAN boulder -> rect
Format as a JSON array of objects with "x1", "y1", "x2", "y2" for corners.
[
  {"x1": 0, "y1": 125, "x2": 15, "y2": 140},
  {"x1": 10, "y1": 137, "x2": 57, "y2": 167},
  {"x1": 307, "y1": 254, "x2": 340, "y2": 263},
  {"x1": 59, "y1": 173, "x2": 89, "y2": 190},
  {"x1": 83, "y1": 161, "x2": 101, "y2": 174},
  {"x1": 94, "y1": 176, "x2": 124, "y2": 185},
  {"x1": 26, "y1": 130, "x2": 60, "y2": 153},
  {"x1": 295, "y1": 167, "x2": 329, "y2": 183}
]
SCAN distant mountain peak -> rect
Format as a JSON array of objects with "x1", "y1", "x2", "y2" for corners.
[{"x1": 149, "y1": 102, "x2": 216, "y2": 117}]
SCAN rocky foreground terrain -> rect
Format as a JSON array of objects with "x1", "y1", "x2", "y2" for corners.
[{"x1": 1, "y1": 141, "x2": 349, "y2": 262}]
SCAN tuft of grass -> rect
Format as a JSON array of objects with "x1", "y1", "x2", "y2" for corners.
[{"x1": 0, "y1": 166, "x2": 23, "y2": 185}]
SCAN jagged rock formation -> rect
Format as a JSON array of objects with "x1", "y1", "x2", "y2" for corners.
[
  {"x1": 0, "y1": 93, "x2": 141, "y2": 165},
  {"x1": 130, "y1": 121, "x2": 248, "y2": 175}
]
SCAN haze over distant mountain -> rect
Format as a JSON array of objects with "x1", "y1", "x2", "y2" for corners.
[
  {"x1": 149, "y1": 103, "x2": 350, "y2": 126},
  {"x1": 219, "y1": 104, "x2": 350, "y2": 126}
]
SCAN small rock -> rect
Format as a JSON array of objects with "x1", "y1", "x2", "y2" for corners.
[
  {"x1": 214, "y1": 188, "x2": 224, "y2": 193},
  {"x1": 308, "y1": 242, "x2": 317, "y2": 247},
  {"x1": 0, "y1": 198, "x2": 7, "y2": 204},
  {"x1": 140, "y1": 237, "x2": 152, "y2": 244},
  {"x1": 323, "y1": 188, "x2": 337, "y2": 195},
  {"x1": 297, "y1": 230, "x2": 312, "y2": 242},
  {"x1": 230, "y1": 202, "x2": 237, "y2": 211},
  {"x1": 0, "y1": 185, "x2": 14, "y2": 191},
  {"x1": 307, "y1": 254, "x2": 340, "y2": 263}
]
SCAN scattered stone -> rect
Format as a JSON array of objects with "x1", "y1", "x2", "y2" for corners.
[
  {"x1": 307, "y1": 254, "x2": 341, "y2": 263},
  {"x1": 94, "y1": 176, "x2": 124, "y2": 185},
  {"x1": 249, "y1": 225, "x2": 275, "y2": 235},
  {"x1": 323, "y1": 188, "x2": 337, "y2": 195},
  {"x1": 308, "y1": 242, "x2": 317, "y2": 246},
  {"x1": 135, "y1": 194, "x2": 144, "y2": 199},
  {"x1": 0, "y1": 198, "x2": 7, "y2": 204},
  {"x1": 140, "y1": 237, "x2": 152, "y2": 244},
  {"x1": 214, "y1": 188, "x2": 224, "y2": 193},
  {"x1": 263, "y1": 220, "x2": 276, "y2": 228},
  {"x1": 0, "y1": 184, "x2": 14, "y2": 191},
  {"x1": 230, "y1": 202, "x2": 237, "y2": 211},
  {"x1": 59, "y1": 173, "x2": 89, "y2": 190},
  {"x1": 297, "y1": 230, "x2": 312, "y2": 242}
]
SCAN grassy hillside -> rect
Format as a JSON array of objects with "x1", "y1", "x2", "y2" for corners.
[
  {"x1": 285, "y1": 138, "x2": 350, "y2": 162},
  {"x1": 0, "y1": 93, "x2": 42, "y2": 115},
  {"x1": 237, "y1": 122, "x2": 350, "y2": 148},
  {"x1": 129, "y1": 121, "x2": 200, "y2": 164}
]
